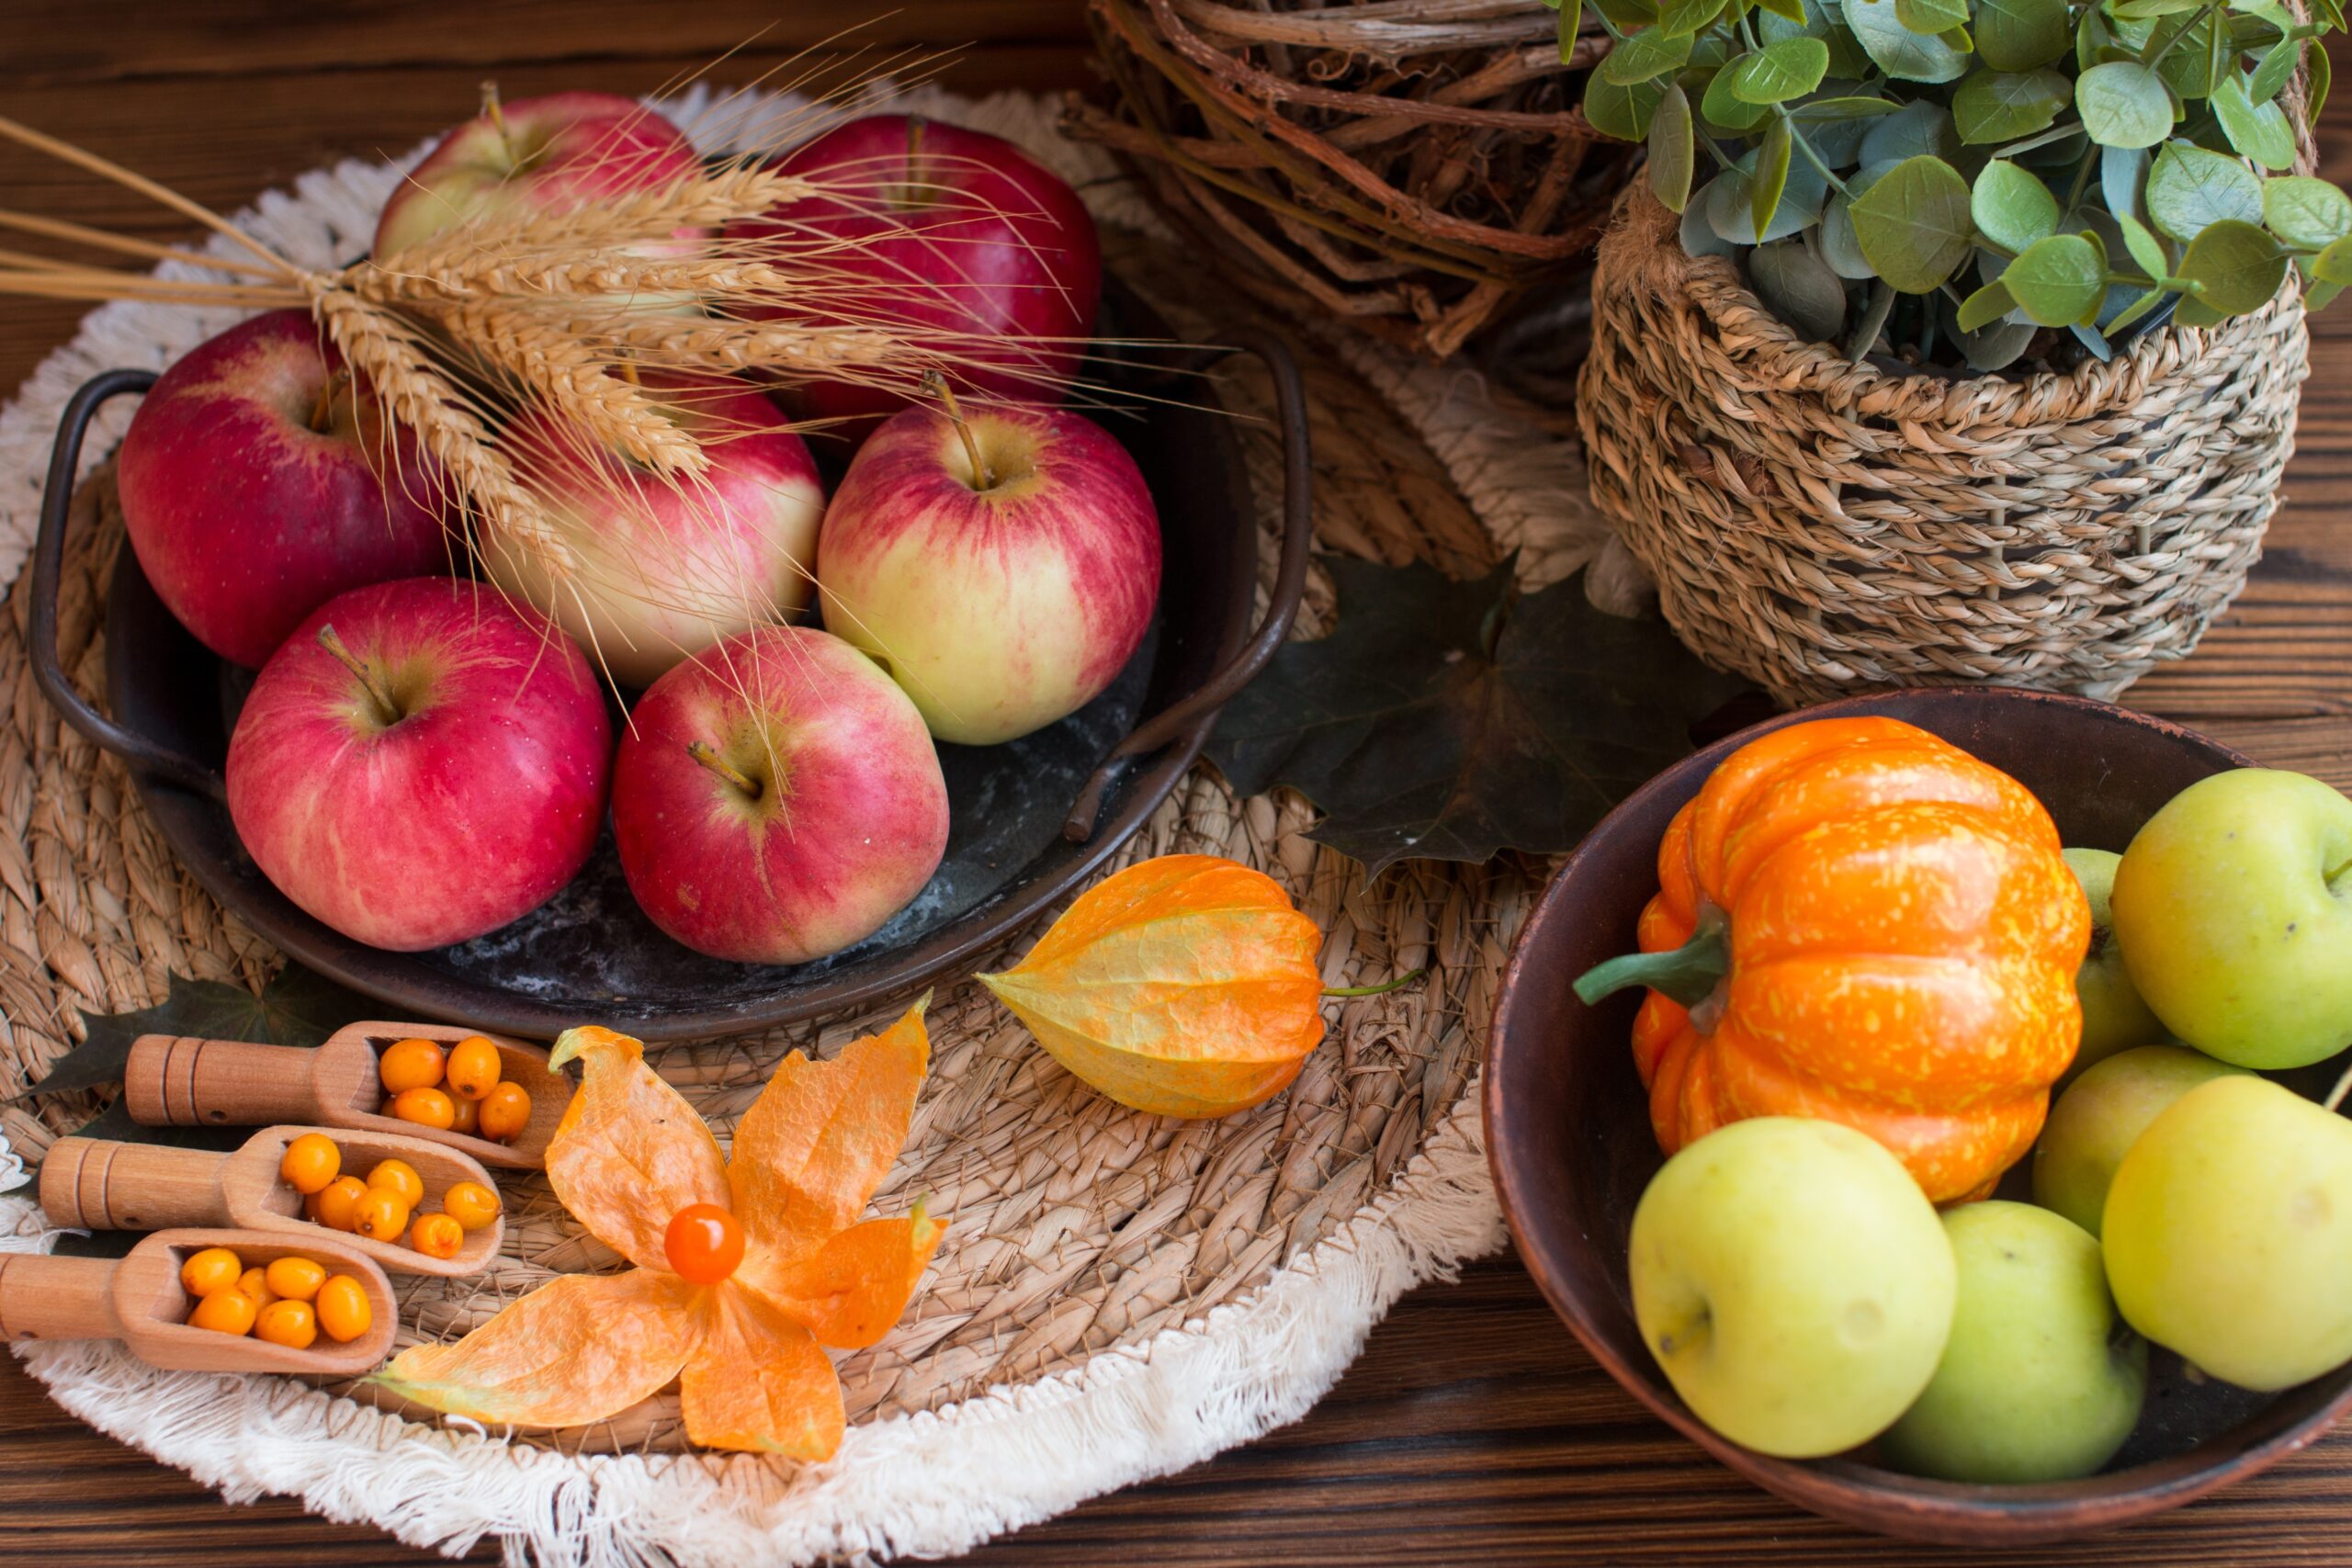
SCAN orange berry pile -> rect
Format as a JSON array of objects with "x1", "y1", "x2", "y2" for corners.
[
  {"x1": 280, "y1": 1134, "x2": 503, "y2": 1258},
  {"x1": 378, "y1": 1036, "x2": 530, "y2": 1142},
  {"x1": 178, "y1": 1246, "x2": 371, "y2": 1345}
]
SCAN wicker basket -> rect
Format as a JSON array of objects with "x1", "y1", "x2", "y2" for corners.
[
  {"x1": 1065, "y1": 0, "x2": 1638, "y2": 359},
  {"x1": 1576, "y1": 187, "x2": 2313, "y2": 705}
]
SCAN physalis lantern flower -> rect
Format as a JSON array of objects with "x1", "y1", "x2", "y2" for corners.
[{"x1": 375, "y1": 999, "x2": 940, "y2": 1457}]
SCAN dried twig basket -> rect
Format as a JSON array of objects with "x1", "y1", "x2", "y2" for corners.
[
  {"x1": 1065, "y1": 0, "x2": 1638, "y2": 358},
  {"x1": 1577, "y1": 188, "x2": 2312, "y2": 705}
]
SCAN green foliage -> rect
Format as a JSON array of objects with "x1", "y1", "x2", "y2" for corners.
[{"x1": 1587, "y1": 0, "x2": 2341, "y2": 368}]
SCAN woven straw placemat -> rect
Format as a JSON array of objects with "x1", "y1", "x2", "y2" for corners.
[{"x1": 0, "y1": 85, "x2": 1622, "y2": 1565}]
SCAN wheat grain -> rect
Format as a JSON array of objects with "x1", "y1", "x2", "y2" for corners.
[
  {"x1": 435, "y1": 297, "x2": 709, "y2": 476},
  {"x1": 599, "y1": 314, "x2": 908, "y2": 373}
]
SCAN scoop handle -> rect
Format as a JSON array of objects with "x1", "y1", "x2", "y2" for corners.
[
  {"x1": 125, "y1": 1035, "x2": 325, "y2": 1127},
  {"x1": 39, "y1": 1137, "x2": 231, "y2": 1231},
  {"x1": 0, "y1": 1252, "x2": 123, "y2": 1345}
]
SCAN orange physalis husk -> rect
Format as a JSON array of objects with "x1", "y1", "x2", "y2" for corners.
[
  {"x1": 976, "y1": 854, "x2": 1326, "y2": 1118},
  {"x1": 371, "y1": 1000, "x2": 942, "y2": 1457}
]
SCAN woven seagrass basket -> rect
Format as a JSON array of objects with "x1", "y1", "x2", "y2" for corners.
[
  {"x1": 1577, "y1": 186, "x2": 2314, "y2": 705},
  {"x1": 1065, "y1": 0, "x2": 1639, "y2": 359}
]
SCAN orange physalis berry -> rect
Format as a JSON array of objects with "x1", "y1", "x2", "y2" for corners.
[
  {"x1": 389, "y1": 1086, "x2": 457, "y2": 1131},
  {"x1": 278, "y1": 1133, "x2": 341, "y2": 1195},
  {"x1": 313, "y1": 1176, "x2": 369, "y2": 1232},
  {"x1": 189, "y1": 1289, "x2": 257, "y2": 1336},
  {"x1": 353, "y1": 1188, "x2": 411, "y2": 1242},
  {"x1": 234, "y1": 1266, "x2": 278, "y2": 1307},
  {"x1": 662, "y1": 1203, "x2": 744, "y2": 1284},
  {"x1": 442, "y1": 1180, "x2": 502, "y2": 1233},
  {"x1": 379, "y1": 1037, "x2": 447, "y2": 1095},
  {"x1": 255, "y1": 1298, "x2": 318, "y2": 1349},
  {"x1": 446, "y1": 1036, "x2": 503, "y2": 1100},
  {"x1": 178, "y1": 1247, "x2": 243, "y2": 1298},
  {"x1": 365, "y1": 1158, "x2": 424, "y2": 1209},
  {"x1": 315, "y1": 1275, "x2": 372, "y2": 1343},
  {"x1": 448, "y1": 1094, "x2": 481, "y2": 1135},
  {"x1": 410, "y1": 1213, "x2": 464, "y2": 1260},
  {"x1": 478, "y1": 1082, "x2": 531, "y2": 1143},
  {"x1": 264, "y1": 1255, "x2": 326, "y2": 1303}
]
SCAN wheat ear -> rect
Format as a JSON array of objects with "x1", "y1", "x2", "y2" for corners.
[{"x1": 433, "y1": 298, "x2": 708, "y2": 477}]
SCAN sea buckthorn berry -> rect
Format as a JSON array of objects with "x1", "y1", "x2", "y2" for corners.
[
  {"x1": 389, "y1": 1086, "x2": 457, "y2": 1131},
  {"x1": 378, "y1": 1037, "x2": 446, "y2": 1095},
  {"x1": 410, "y1": 1213, "x2": 464, "y2": 1260},
  {"x1": 662, "y1": 1203, "x2": 744, "y2": 1285},
  {"x1": 448, "y1": 1094, "x2": 481, "y2": 1136},
  {"x1": 315, "y1": 1275, "x2": 372, "y2": 1343},
  {"x1": 365, "y1": 1158, "x2": 425, "y2": 1210},
  {"x1": 189, "y1": 1288, "x2": 257, "y2": 1336},
  {"x1": 353, "y1": 1188, "x2": 411, "y2": 1242},
  {"x1": 264, "y1": 1255, "x2": 326, "y2": 1303},
  {"x1": 255, "y1": 1299, "x2": 318, "y2": 1350},
  {"x1": 442, "y1": 1180, "x2": 502, "y2": 1233},
  {"x1": 445, "y1": 1036, "x2": 503, "y2": 1101},
  {"x1": 234, "y1": 1267, "x2": 278, "y2": 1307},
  {"x1": 313, "y1": 1175, "x2": 369, "y2": 1232},
  {"x1": 178, "y1": 1247, "x2": 243, "y2": 1298},
  {"x1": 478, "y1": 1082, "x2": 532, "y2": 1143},
  {"x1": 278, "y1": 1133, "x2": 341, "y2": 1195}
]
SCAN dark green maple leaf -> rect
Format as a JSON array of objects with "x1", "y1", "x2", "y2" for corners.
[
  {"x1": 1206, "y1": 558, "x2": 1748, "y2": 878},
  {"x1": 22, "y1": 964, "x2": 376, "y2": 1100}
]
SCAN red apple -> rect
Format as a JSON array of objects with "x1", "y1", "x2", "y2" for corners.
[
  {"x1": 227, "y1": 577, "x2": 612, "y2": 952},
  {"x1": 489, "y1": 373, "x2": 825, "y2": 687},
  {"x1": 116, "y1": 310, "x2": 451, "y2": 668},
  {"x1": 375, "y1": 91, "x2": 699, "y2": 260},
  {"x1": 611, "y1": 626, "x2": 948, "y2": 964},
  {"x1": 729, "y1": 113, "x2": 1102, "y2": 435},
  {"x1": 817, "y1": 400, "x2": 1159, "y2": 745}
]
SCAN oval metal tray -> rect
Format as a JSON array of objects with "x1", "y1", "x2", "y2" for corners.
[{"x1": 31, "y1": 283, "x2": 1310, "y2": 1040}]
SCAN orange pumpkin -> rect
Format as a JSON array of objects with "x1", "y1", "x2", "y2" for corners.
[{"x1": 1575, "y1": 716, "x2": 2090, "y2": 1202}]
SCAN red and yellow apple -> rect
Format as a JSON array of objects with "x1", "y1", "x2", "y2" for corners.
[
  {"x1": 611, "y1": 626, "x2": 948, "y2": 964},
  {"x1": 226, "y1": 577, "x2": 613, "y2": 951},
  {"x1": 817, "y1": 400, "x2": 1159, "y2": 745},
  {"x1": 116, "y1": 310, "x2": 451, "y2": 668},
  {"x1": 487, "y1": 373, "x2": 825, "y2": 687},
  {"x1": 374, "y1": 90, "x2": 699, "y2": 260}
]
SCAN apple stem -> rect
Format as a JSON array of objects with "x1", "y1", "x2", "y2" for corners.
[
  {"x1": 2327, "y1": 1062, "x2": 2351, "y2": 1116},
  {"x1": 481, "y1": 80, "x2": 514, "y2": 163},
  {"x1": 307, "y1": 368, "x2": 350, "y2": 434},
  {"x1": 314, "y1": 624, "x2": 401, "y2": 724},
  {"x1": 687, "y1": 739, "x2": 762, "y2": 800},
  {"x1": 923, "y1": 370, "x2": 995, "y2": 491},
  {"x1": 1324, "y1": 967, "x2": 1426, "y2": 999},
  {"x1": 898, "y1": 114, "x2": 928, "y2": 209},
  {"x1": 1574, "y1": 908, "x2": 1732, "y2": 1010}
]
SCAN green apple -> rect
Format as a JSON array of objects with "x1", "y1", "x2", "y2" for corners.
[
  {"x1": 1879, "y1": 1202, "x2": 2146, "y2": 1483},
  {"x1": 2103, "y1": 1075, "x2": 2352, "y2": 1390},
  {"x1": 2033, "y1": 1045, "x2": 2248, "y2": 1237},
  {"x1": 1629, "y1": 1117, "x2": 1956, "y2": 1458},
  {"x1": 2109, "y1": 769, "x2": 2352, "y2": 1069},
  {"x1": 2062, "y1": 848, "x2": 2167, "y2": 1079}
]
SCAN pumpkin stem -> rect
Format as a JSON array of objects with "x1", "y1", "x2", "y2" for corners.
[
  {"x1": 1324, "y1": 967, "x2": 1426, "y2": 998},
  {"x1": 1573, "y1": 910, "x2": 1730, "y2": 1009}
]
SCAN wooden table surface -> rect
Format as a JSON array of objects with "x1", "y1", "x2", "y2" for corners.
[{"x1": 6, "y1": 5, "x2": 2350, "y2": 1563}]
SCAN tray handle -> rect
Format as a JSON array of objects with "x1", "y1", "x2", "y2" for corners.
[
  {"x1": 31, "y1": 368, "x2": 228, "y2": 802},
  {"x1": 1064, "y1": 325, "x2": 1314, "y2": 842}
]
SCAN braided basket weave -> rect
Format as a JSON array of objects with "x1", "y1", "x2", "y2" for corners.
[{"x1": 1577, "y1": 186, "x2": 2313, "y2": 705}]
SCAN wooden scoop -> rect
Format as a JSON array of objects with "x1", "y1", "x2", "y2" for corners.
[
  {"x1": 124, "y1": 1021, "x2": 567, "y2": 1169},
  {"x1": 0, "y1": 1227, "x2": 398, "y2": 1375},
  {"x1": 40, "y1": 1125, "x2": 504, "y2": 1277}
]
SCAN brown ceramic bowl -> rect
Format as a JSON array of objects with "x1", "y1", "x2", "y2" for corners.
[{"x1": 1486, "y1": 686, "x2": 2352, "y2": 1545}]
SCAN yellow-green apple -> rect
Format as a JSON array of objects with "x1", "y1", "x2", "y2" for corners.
[
  {"x1": 817, "y1": 400, "x2": 1159, "y2": 745},
  {"x1": 115, "y1": 310, "x2": 450, "y2": 668},
  {"x1": 610, "y1": 626, "x2": 948, "y2": 964},
  {"x1": 2062, "y1": 847, "x2": 2167, "y2": 1078},
  {"x1": 374, "y1": 90, "x2": 699, "y2": 260},
  {"x1": 1879, "y1": 1201, "x2": 2146, "y2": 1483},
  {"x1": 486, "y1": 373, "x2": 824, "y2": 687},
  {"x1": 1629, "y1": 1117, "x2": 1956, "y2": 1458},
  {"x1": 729, "y1": 113, "x2": 1101, "y2": 434},
  {"x1": 2033, "y1": 1044, "x2": 2247, "y2": 1236},
  {"x1": 2109, "y1": 769, "x2": 2352, "y2": 1068},
  {"x1": 226, "y1": 577, "x2": 612, "y2": 951},
  {"x1": 2103, "y1": 1075, "x2": 2352, "y2": 1390}
]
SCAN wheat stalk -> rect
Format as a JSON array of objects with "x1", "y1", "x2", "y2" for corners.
[
  {"x1": 433, "y1": 297, "x2": 708, "y2": 476},
  {"x1": 597, "y1": 313, "x2": 908, "y2": 374}
]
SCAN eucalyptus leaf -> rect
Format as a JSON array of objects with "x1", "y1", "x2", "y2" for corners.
[
  {"x1": 1793, "y1": 93, "x2": 1905, "y2": 119},
  {"x1": 1849, "y1": 153, "x2": 1976, "y2": 290},
  {"x1": 2076, "y1": 61, "x2": 2175, "y2": 149},
  {"x1": 1707, "y1": 143, "x2": 1833, "y2": 240},
  {"x1": 2117, "y1": 210, "x2": 2174, "y2": 277},
  {"x1": 2173, "y1": 292, "x2": 2229, "y2": 326},
  {"x1": 2313, "y1": 40, "x2": 2332, "y2": 119},
  {"x1": 1952, "y1": 66, "x2": 2072, "y2": 143},
  {"x1": 2153, "y1": 12, "x2": 2225, "y2": 101},
  {"x1": 1650, "y1": 83, "x2": 1698, "y2": 211},
  {"x1": 2249, "y1": 33, "x2": 2306, "y2": 104},
  {"x1": 2111, "y1": 0, "x2": 2206, "y2": 17},
  {"x1": 1895, "y1": 0, "x2": 1970, "y2": 33},
  {"x1": 1593, "y1": 0, "x2": 1665, "y2": 29},
  {"x1": 1843, "y1": 0, "x2": 1972, "y2": 80},
  {"x1": 2102, "y1": 144, "x2": 2151, "y2": 225},
  {"x1": 1600, "y1": 26, "x2": 1696, "y2": 83},
  {"x1": 2314, "y1": 233, "x2": 2352, "y2": 284},
  {"x1": 2071, "y1": 320, "x2": 2116, "y2": 359},
  {"x1": 1749, "y1": 238, "x2": 1855, "y2": 338},
  {"x1": 1681, "y1": 179, "x2": 1740, "y2": 255},
  {"x1": 1956, "y1": 277, "x2": 2019, "y2": 329},
  {"x1": 1586, "y1": 73, "x2": 1668, "y2": 139},
  {"x1": 2001, "y1": 232, "x2": 2106, "y2": 324},
  {"x1": 2177, "y1": 219, "x2": 2290, "y2": 312},
  {"x1": 1729, "y1": 36, "x2": 1834, "y2": 100},
  {"x1": 1758, "y1": 0, "x2": 1811, "y2": 21},
  {"x1": 1753, "y1": 115, "x2": 1796, "y2": 236},
  {"x1": 2211, "y1": 73, "x2": 2300, "y2": 170},
  {"x1": 2146, "y1": 141, "x2": 2267, "y2": 243},
  {"x1": 2312, "y1": 278, "x2": 2346, "y2": 310},
  {"x1": 1761, "y1": 0, "x2": 1876, "y2": 75},
  {"x1": 1847, "y1": 276, "x2": 1901, "y2": 355},
  {"x1": 1972, "y1": 158, "x2": 2062, "y2": 251},
  {"x1": 1943, "y1": 294, "x2": 2040, "y2": 367},
  {"x1": 2267, "y1": 175, "x2": 2352, "y2": 248},
  {"x1": 2106, "y1": 284, "x2": 2174, "y2": 333},
  {"x1": 1702, "y1": 61, "x2": 1776, "y2": 130},
  {"x1": 1657, "y1": 0, "x2": 1731, "y2": 36},
  {"x1": 1975, "y1": 0, "x2": 2070, "y2": 67},
  {"x1": 1861, "y1": 97, "x2": 1963, "y2": 164},
  {"x1": 1822, "y1": 191, "x2": 1879, "y2": 275}
]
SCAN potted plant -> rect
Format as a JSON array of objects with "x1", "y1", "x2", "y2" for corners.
[{"x1": 1572, "y1": 0, "x2": 2342, "y2": 703}]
